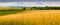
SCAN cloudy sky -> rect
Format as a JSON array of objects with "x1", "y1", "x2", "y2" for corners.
[{"x1": 0, "y1": 0, "x2": 60, "y2": 7}]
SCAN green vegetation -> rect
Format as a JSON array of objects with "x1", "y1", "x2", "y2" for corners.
[
  {"x1": 0, "y1": 6, "x2": 60, "y2": 16},
  {"x1": 31, "y1": 6, "x2": 60, "y2": 10},
  {"x1": 0, "y1": 11, "x2": 20, "y2": 16},
  {"x1": 0, "y1": 8, "x2": 25, "y2": 16}
]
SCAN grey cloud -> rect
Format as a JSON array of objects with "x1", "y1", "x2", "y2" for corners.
[{"x1": 0, "y1": 0, "x2": 60, "y2": 2}]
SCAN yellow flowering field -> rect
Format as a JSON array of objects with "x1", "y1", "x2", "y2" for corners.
[{"x1": 0, "y1": 10, "x2": 60, "y2": 25}]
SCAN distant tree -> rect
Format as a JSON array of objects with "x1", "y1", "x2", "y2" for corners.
[
  {"x1": 30, "y1": 8, "x2": 32, "y2": 10},
  {"x1": 23, "y1": 7, "x2": 26, "y2": 10}
]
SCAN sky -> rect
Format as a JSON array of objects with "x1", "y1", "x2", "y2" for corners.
[
  {"x1": 0, "y1": 0, "x2": 60, "y2": 7},
  {"x1": 0, "y1": 0, "x2": 60, "y2": 2}
]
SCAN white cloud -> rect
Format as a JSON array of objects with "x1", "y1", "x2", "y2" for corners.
[
  {"x1": 43, "y1": 2, "x2": 60, "y2": 6},
  {"x1": 0, "y1": 2, "x2": 60, "y2": 7},
  {"x1": 0, "y1": 2, "x2": 17, "y2": 6}
]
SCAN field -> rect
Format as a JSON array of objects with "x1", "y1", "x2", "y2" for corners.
[{"x1": 0, "y1": 10, "x2": 60, "y2": 25}]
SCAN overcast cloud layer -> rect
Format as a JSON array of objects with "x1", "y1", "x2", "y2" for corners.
[
  {"x1": 0, "y1": 0, "x2": 60, "y2": 7},
  {"x1": 0, "y1": 0, "x2": 60, "y2": 2},
  {"x1": 0, "y1": 2, "x2": 60, "y2": 7}
]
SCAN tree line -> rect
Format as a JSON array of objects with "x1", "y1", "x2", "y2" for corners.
[{"x1": 23, "y1": 6, "x2": 60, "y2": 10}]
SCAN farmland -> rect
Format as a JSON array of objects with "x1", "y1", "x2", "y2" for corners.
[{"x1": 0, "y1": 9, "x2": 60, "y2": 25}]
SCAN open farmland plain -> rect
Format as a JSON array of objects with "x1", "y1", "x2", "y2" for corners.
[{"x1": 0, "y1": 10, "x2": 60, "y2": 25}]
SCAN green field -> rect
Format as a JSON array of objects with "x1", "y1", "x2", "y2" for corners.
[
  {"x1": 0, "y1": 11, "x2": 20, "y2": 16},
  {"x1": 0, "y1": 8, "x2": 24, "y2": 16}
]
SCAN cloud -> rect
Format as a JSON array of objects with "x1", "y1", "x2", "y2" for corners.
[
  {"x1": 0, "y1": 2, "x2": 17, "y2": 6},
  {"x1": 44, "y1": 2, "x2": 60, "y2": 6},
  {"x1": 0, "y1": 0, "x2": 60, "y2": 2},
  {"x1": 0, "y1": 2, "x2": 60, "y2": 7}
]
